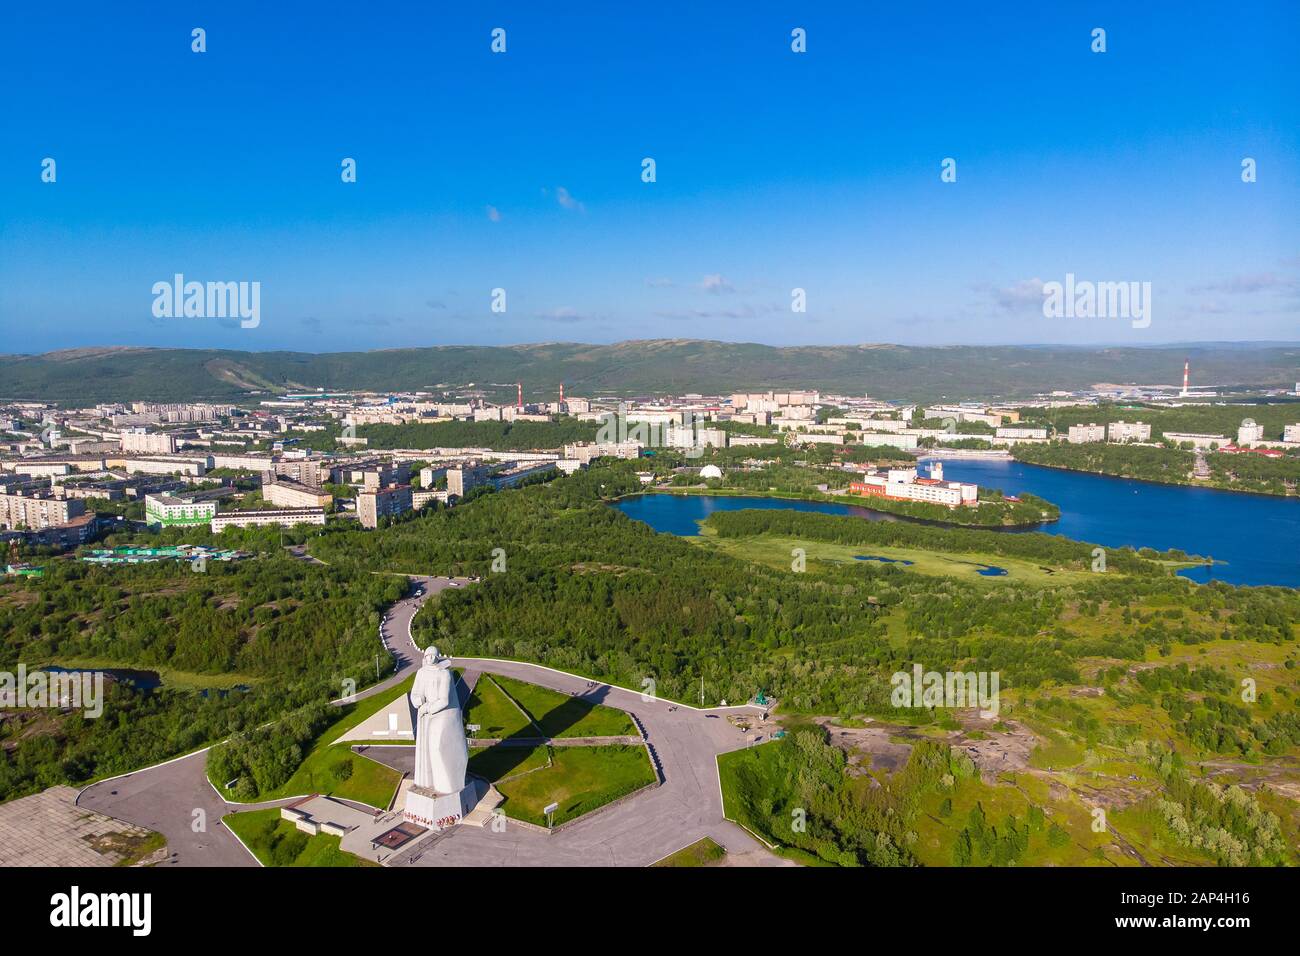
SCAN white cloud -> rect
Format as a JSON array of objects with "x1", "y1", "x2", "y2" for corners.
[
  {"x1": 554, "y1": 186, "x2": 585, "y2": 212},
  {"x1": 1189, "y1": 272, "x2": 1297, "y2": 295},
  {"x1": 983, "y1": 277, "x2": 1046, "y2": 311},
  {"x1": 700, "y1": 273, "x2": 735, "y2": 295}
]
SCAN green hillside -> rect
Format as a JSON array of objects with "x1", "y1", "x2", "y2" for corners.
[{"x1": 2, "y1": 341, "x2": 1297, "y2": 406}]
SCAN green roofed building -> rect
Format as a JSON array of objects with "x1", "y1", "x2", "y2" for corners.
[{"x1": 144, "y1": 493, "x2": 216, "y2": 528}]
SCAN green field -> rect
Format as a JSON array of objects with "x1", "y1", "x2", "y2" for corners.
[
  {"x1": 716, "y1": 744, "x2": 836, "y2": 866},
  {"x1": 463, "y1": 675, "x2": 536, "y2": 738},
  {"x1": 697, "y1": 529, "x2": 1109, "y2": 587},
  {"x1": 489, "y1": 745, "x2": 656, "y2": 826},
  {"x1": 210, "y1": 678, "x2": 411, "y2": 808},
  {"x1": 490, "y1": 674, "x2": 639, "y2": 738},
  {"x1": 224, "y1": 808, "x2": 377, "y2": 867},
  {"x1": 652, "y1": 837, "x2": 727, "y2": 867},
  {"x1": 467, "y1": 742, "x2": 554, "y2": 782}
]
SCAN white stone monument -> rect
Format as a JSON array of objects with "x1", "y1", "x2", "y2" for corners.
[{"x1": 402, "y1": 647, "x2": 476, "y2": 830}]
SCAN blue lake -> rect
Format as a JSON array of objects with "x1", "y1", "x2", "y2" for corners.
[{"x1": 614, "y1": 461, "x2": 1300, "y2": 589}]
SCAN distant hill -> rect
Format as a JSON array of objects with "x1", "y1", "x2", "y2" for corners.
[{"x1": 2, "y1": 341, "x2": 1297, "y2": 406}]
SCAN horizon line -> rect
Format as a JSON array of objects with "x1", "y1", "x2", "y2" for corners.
[{"x1": 5, "y1": 338, "x2": 1300, "y2": 359}]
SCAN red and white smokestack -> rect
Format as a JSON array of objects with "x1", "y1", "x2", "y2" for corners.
[
  {"x1": 559, "y1": 382, "x2": 564, "y2": 405},
  {"x1": 516, "y1": 382, "x2": 523, "y2": 409},
  {"x1": 1182, "y1": 360, "x2": 1190, "y2": 392}
]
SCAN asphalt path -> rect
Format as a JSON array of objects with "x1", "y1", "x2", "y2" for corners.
[
  {"x1": 76, "y1": 574, "x2": 790, "y2": 867},
  {"x1": 74, "y1": 575, "x2": 455, "y2": 867}
]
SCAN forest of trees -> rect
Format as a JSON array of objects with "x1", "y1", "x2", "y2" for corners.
[
  {"x1": 3, "y1": 455, "x2": 1297, "y2": 862},
  {"x1": 1012, "y1": 442, "x2": 1197, "y2": 485},
  {"x1": 1015, "y1": 400, "x2": 1300, "y2": 442},
  {"x1": 1013, "y1": 441, "x2": 1299, "y2": 496},
  {"x1": 0, "y1": 556, "x2": 402, "y2": 801}
]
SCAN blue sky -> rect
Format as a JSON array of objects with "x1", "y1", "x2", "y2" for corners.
[{"x1": 1, "y1": 1, "x2": 1297, "y2": 352}]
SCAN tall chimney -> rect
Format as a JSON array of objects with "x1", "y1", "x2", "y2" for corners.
[
  {"x1": 1182, "y1": 360, "x2": 1190, "y2": 395},
  {"x1": 516, "y1": 382, "x2": 523, "y2": 409}
]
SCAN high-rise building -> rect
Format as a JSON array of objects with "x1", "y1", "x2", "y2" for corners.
[
  {"x1": 1107, "y1": 421, "x2": 1151, "y2": 443},
  {"x1": 0, "y1": 491, "x2": 86, "y2": 530},
  {"x1": 144, "y1": 494, "x2": 216, "y2": 527},
  {"x1": 357, "y1": 486, "x2": 413, "y2": 528},
  {"x1": 120, "y1": 429, "x2": 178, "y2": 455}
]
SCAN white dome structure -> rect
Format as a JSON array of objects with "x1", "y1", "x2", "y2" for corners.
[{"x1": 699, "y1": 464, "x2": 723, "y2": 480}]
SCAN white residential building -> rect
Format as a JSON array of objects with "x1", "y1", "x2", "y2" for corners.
[
  {"x1": 145, "y1": 494, "x2": 217, "y2": 527},
  {"x1": 1107, "y1": 421, "x2": 1151, "y2": 443},
  {"x1": 211, "y1": 508, "x2": 326, "y2": 531},
  {"x1": 996, "y1": 427, "x2": 1049, "y2": 440},
  {"x1": 120, "y1": 429, "x2": 179, "y2": 455},
  {"x1": 1067, "y1": 424, "x2": 1106, "y2": 444}
]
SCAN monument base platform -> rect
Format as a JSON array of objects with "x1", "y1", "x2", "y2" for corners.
[{"x1": 401, "y1": 776, "x2": 489, "y2": 830}]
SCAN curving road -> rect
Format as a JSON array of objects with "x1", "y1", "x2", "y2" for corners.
[
  {"x1": 77, "y1": 574, "x2": 791, "y2": 867},
  {"x1": 75, "y1": 575, "x2": 454, "y2": 867}
]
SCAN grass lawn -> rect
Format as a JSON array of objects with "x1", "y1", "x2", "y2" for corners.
[
  {"x1": 717, "y1": 745, "x2": 786, "y2": 850},
  {"x1": 491, "y1": 744, "x2": 655, "y2": 826},
  {"x1": 652, "y1": 837, "x2": 727, "y2": 867},
  {"x1": 464, "y1": 675, "x2": 534, "y2": 738},
  {"x1": 468, "y1": 742, "x2": 553, "y2": 783},
  {"x1": 211, "y1": 677, "x2": 412, "y2": 808},
  {"x1": 491, "y1": 674, "x2": 638, "y2": 738},
  {"x1": 716, "y1": 745, "x2": 834, "y2": 867},
  {"x1": 911, "y1": 771, "x2": 1125, "y2": 867},
  {"x1": 1028, "y1": 732, "x2": 1087, "y2": 771},
  {"x1": 268, "y1": 742, "x2": 401, "y2": 809},
  {"x1": 224, "y1": 808, "x2": 377, "y2": 867},
  {"x1": 696, "y1": 530, "x2": 1106, "y2": 587}
]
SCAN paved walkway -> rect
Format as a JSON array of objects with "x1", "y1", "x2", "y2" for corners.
[
  {"x1": 392, "y1": 657, "x2": 793, "y2": 868},
  {"x1": 75, "y1": 574, "x2": 793, "y2": 868},
  {"x1": 0, "y1": 785, "x2": 159, "y2": 867},
  {"x1": 74, "y1": 575, "x2": 456, "y2": 867}
]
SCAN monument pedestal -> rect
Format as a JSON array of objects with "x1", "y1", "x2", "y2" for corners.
[{"x1": 401, "y1": 775, "x2": 488, "y2": 830}]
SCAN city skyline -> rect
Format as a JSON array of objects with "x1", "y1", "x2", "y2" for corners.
[{"x1": 3, "y1": 1, "x2": 1297, "y2": 351}]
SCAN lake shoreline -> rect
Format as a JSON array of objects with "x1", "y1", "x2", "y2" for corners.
[
  {"x1": 612, "y1": 486, "x2": 1056, "y2": 531},
  {"x1": 1007, "y1": 453, "x2": 1300, "y2": 500}
]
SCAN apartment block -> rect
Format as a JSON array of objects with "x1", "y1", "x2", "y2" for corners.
[
  {"x1": 1067, "y1": 424, "x2": 1106, "y2": 444},
  {"x1": 211, "y1": 509, "x2": 326, "y2": 532},
  {"x1": 0, "y1": 492, "x2": 86, "y2": 530},
  {"x1": 262, "y1": 479, "x2": 332, "y2": 510},
  {"x1": 120, "y1": 430, "x2": 179, "y2": 455},
  {"x1": 1107, "y1": 421, "x2": 1151, "y2": 443},
  {"x1": 144, "y1": 494, "x2": 217, "y2": 527},
  {"x1": 562, "y1": 442, "x2": 642, "y2": 465},
  {"x1": 356, "y1": 485, "x2": 413, "y2": 529}
]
